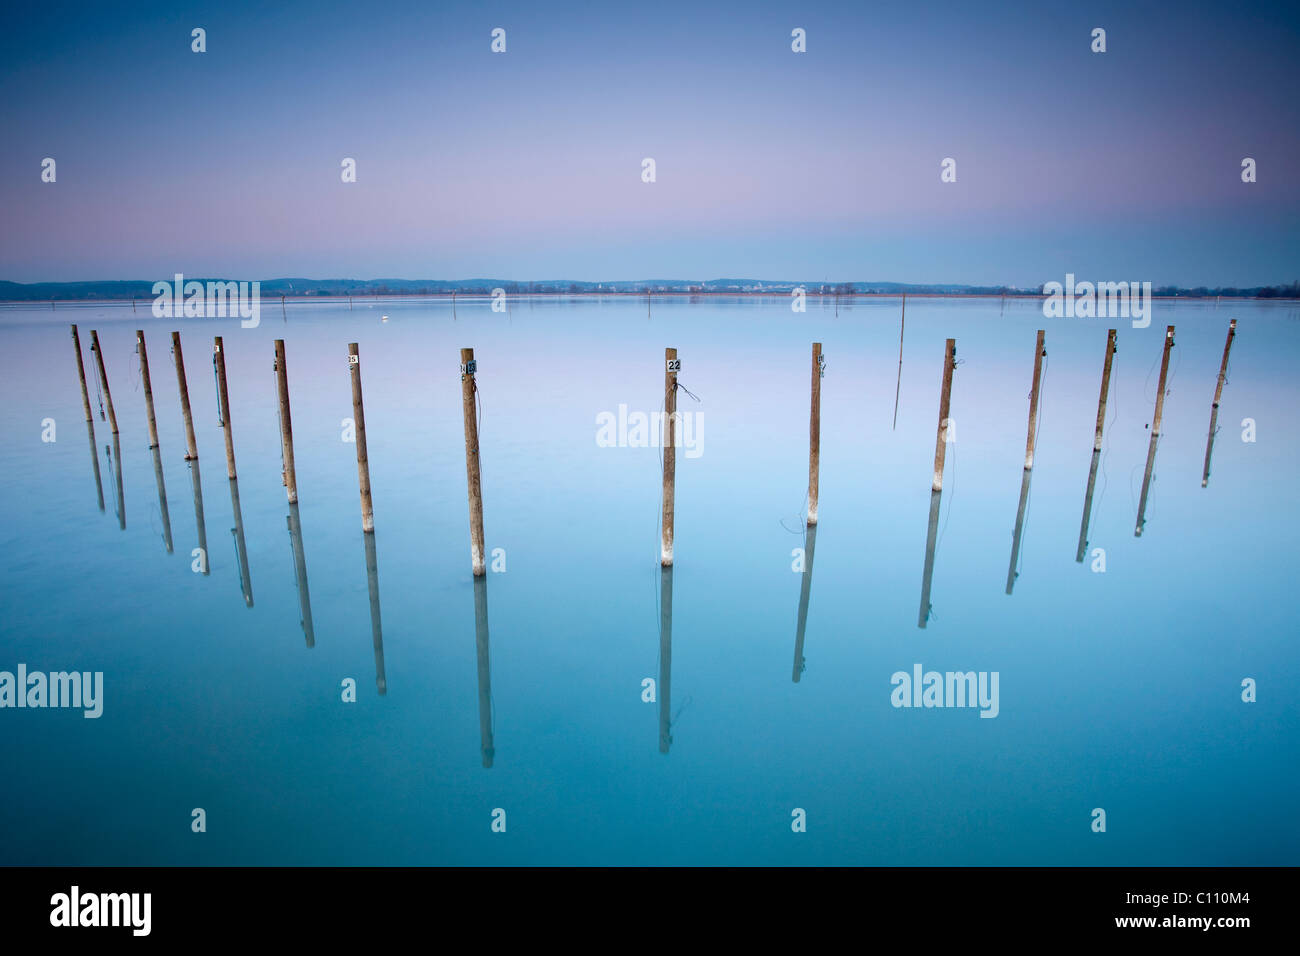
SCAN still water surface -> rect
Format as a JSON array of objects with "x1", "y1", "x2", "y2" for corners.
[{"x1": 0, "y1": 295, "x2": 1296, "y2": 864}]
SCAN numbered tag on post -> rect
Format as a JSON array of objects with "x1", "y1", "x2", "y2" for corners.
[
  {"x1": 348, "y1": 354, "x2": 359, "y2": 366},
  {"x1": 666, "y1": 358, "x2": 681, "y2": 372},
  {"x1": 460, "y1": 359, "x2": 477, "y2": 376}
]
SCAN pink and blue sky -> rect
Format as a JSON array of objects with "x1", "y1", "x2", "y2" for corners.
[{"x1": 2, "y1": 0, "x2": 1297, "y2": 285}]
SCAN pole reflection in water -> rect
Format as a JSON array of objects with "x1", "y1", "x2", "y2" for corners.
[
  {"x1": 229, "y1": 478, "x2": 253, "y2": 607},
  {"x1": 151, "y1": 445, "x2": 173, "y2": 553},
  {"x1": 473, "y1": 575, "x2": 493, "y2": 767},
  {"x1": 1005, "y1": 468, "x2": 1032, "y2": 595},
  {"x1": 189, "y1": 459, "x2": 209, "y2": 576},
  {"x1": 917, "y1": 490, "x2": 942, "y2": 628},
  {"x1": 792, "y1": 523, "x2": 817, "y2": 682},
  {"x1": 658, "y1": 565, "x2": 673, "y2": 753},
  {"x1": 108, "y1": 434, "x2": 125, "y2": 530},
  {"x1": 86, "y1": 418, "x2": 104, "y2": 512},
  {"x1": 287, "y1": 501, "x2": 314, "y2": 647},
  {"x1": 1075, "y1": 449, "x2": 1101, "y2": 563},
  {"x1": 364, "y1": 531, "x2": 385, "y2": 695}
]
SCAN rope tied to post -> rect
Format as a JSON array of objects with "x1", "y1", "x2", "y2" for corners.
[
  {"x1": 674, "y1": 381, "x2": 702, "y2": 403},
  {"x1": 473, "y1": 375, "x2": 483, "y2": 453},
  {"x1": 92, "y1": 345, "x2": 105, "y2": 421}
]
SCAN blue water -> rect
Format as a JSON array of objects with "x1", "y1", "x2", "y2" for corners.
[{"x1": 1, "y1": 295, "x2": 1296, "y2": 865}]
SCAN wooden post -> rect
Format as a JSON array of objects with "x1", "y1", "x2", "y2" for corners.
[
  {"x1": 71, "y1": 325, "x2": 93, "y2": 423},
  {"x1": 349, "y1": 343, "x2": 375, "y2": 533},
  {"x1": 151, "y1": 445, "x2": 173, "y2": 553},
  {"x1": 137, "y1": 331, "x2": 161, "y2": 449},
  {"x1": 1092, "y1": 330, "x2": 1118, "y2": 453},
  {"x1": 274, "y1": 339, "x2": 298, "y2": 503},
  {"x1": 792, "y1": 523, "x2": 817, "y2": 682},
  {"x1": 474, "y1": 576, "x2": 494, "y2": 766},
  {"x1": 658, "y1": 565, "x2": 673, "y2": 754},
  {"x1": 931, "y1": 339, "x2": 956, "y2": 492},
  {"x1": 89, "y1": 330, "x2": 119, "y2": 435},
  {"x1": 1023, "y1": 330, "x2": 1046, "y2": 469},
  {"x1": 661, "y1": 347, "x2": 678, "y2": 565},
  {"x1": 807, "y1": 343, "x2": 823, "y2": 525},
  {"x1": 1076, "y1": 330, "x2": 1117, "y2": 562},
  {"x1": 365, "y1": 530, "x2": 386, "y2": 695},
  {"x1": 213, "y1": 337, "x2": 237, "y2": 479},
  {"x1": 1136, "y1": 325, "x2": 1175, "y2": 537},
  {"x1": 460, "y1": 347, "x2": 485, "y2": 575},
  {"x1": 1202, "y1": 319, "x2": 1237, "y2": 488},
  {"x1": 172, "y1": 332, "x2": 199, "y2": 460}
]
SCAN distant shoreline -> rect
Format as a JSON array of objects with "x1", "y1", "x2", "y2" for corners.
[{"x1": 3, "y1": 290, "x2": 1298, "y2": 306}]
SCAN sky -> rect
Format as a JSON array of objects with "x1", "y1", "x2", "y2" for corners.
[{"x1": 2, "y1": 0, "x2": 1297, "y2": 286}]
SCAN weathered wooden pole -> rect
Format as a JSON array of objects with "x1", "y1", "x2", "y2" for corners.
[
  {"x1": 287, "y1": 501, "x2": 314, "y2": 647},
  {"x1": 931, "y1": 339, "x2": 956, "y2": 492},
  {"x1": 460, "y1": 348, "x2": 485, "y2": 575},
  {"x1": 137, "y1": 331, "x2": 161, "y2": 449},
  {"x1": 474, "y1": 576, "x2": 494, "y2": 766},
  {"x1": 1201, "y1": 319, "x2": 1237, "y2": 488},
  {"x1": 658, "y1": 565, "x2": 674, "y2": 754},
  {"x1": 365, "y1": 530, "x2": 386, "y2": 695},
  {"x1": 70, "y1": 325, "x2": 93, "y2": 423},
  {"x1": 1075, "y1": 330, "x2": 1117, "y2": 562},
  {"x1": 1023, "y1": 330, "x2": 1046, "y2": 469},
  {"x1": 89, "y1": 330, "x2": 119, "y2": 435},
  {"x1": 661, "y1": 347, "x2": 678, "y2": 565},
  {"x1": 213, "y1": 337, "x2": 237, "y2": 479},
  {"x1": 274, "y1": 339, "x2": 298, "y2": 503},
  {"x1": 1092, "y1": 330, "x2": 1118, "y2": 454},
  {"x1": 151, "y1": 445, "x2": 173, "y2": 553},
  {"x1": 807, "y1": 343, "x2": 823, "y2": 525},
  {"x1": 348, "y1": 343, "x2": 375, "y2": 533},
  {"x1": 792, "y1": 522, "x2": 817, "y2": 682},
  {"x1": 172, "y1": 332, "x2": 199, "y2": 460},
  {"x1": 1135, "y1": 325, "x2": 1176, "y2": 537}
]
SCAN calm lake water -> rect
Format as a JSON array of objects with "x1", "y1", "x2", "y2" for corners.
[{"x1": 1, "y1": 295, "x2": 1296, "y2": 865}]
